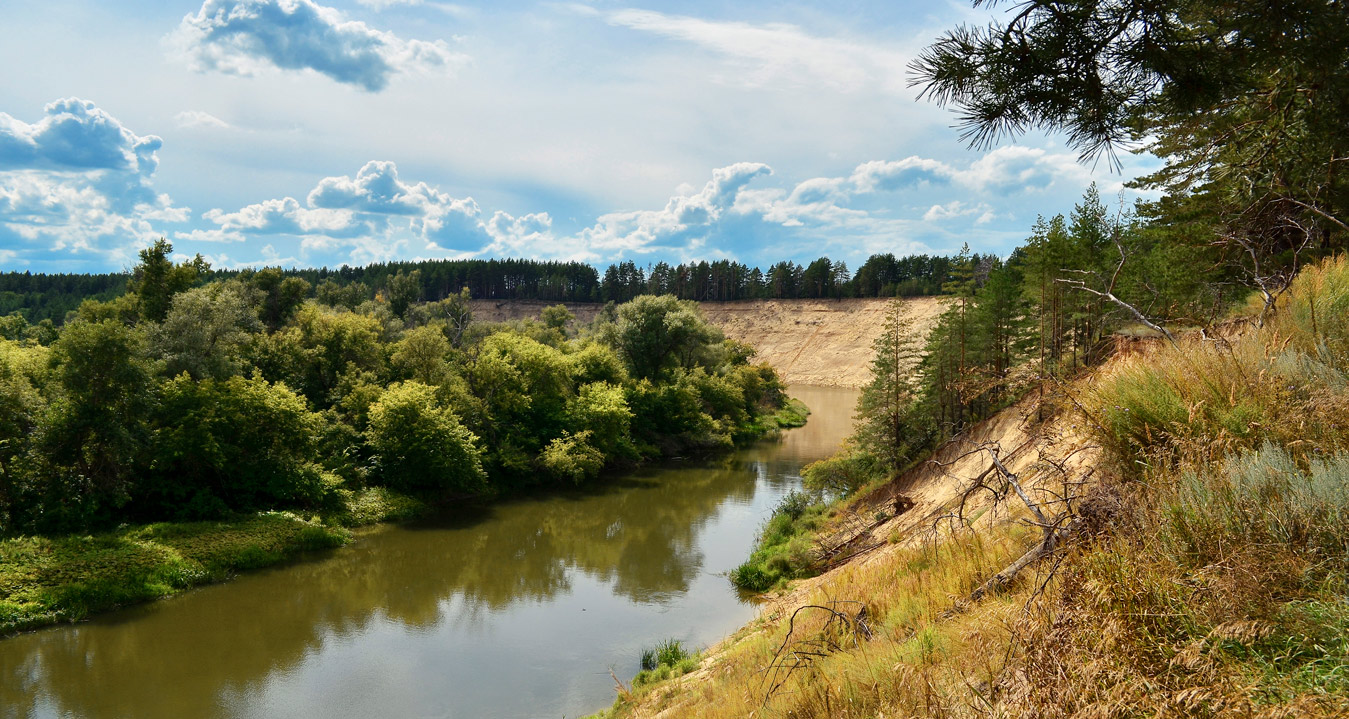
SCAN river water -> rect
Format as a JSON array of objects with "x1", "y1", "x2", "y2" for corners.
[{"x1": 1, "y1": 385, "x2": 858, "y2": 719}]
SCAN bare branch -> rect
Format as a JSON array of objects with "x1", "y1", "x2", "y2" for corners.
[{"x1": 1056, "y1": 278, "x2": 1177, "y2": 345}]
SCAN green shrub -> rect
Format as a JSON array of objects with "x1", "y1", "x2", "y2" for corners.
[
  {"x1": 634, "y1": 638, "x2": 695, "y2": 687},
  {"x1": 639, "y1": 638, "x2": 689, "y2": 671},
  {"x1": 803, "y1": 448, "x2": 881, "y2": 496},
  {"x1": 1161, "y1": 444, "x2": 1349, "y2": 570},
  {"x1": 539, "y1": 431, "x2": 606, "y2": 484},
  {"x1": 730, "y1": 492, "x2": 827, "y2": 592},
  {"x1": 367, "y1": 382, "x2": 487, "y2": 493},
  {"x1": 142, "y1": 375, "x2": 326, "y2": 519}
]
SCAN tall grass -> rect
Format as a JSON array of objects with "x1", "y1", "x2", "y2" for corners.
[
  {"x1": 1090, "y1": 256, "x2": 1349, "y2": 475},
  {"x1": 729, "y1": 491, "x2": 826, "y2": 592},
  {"x1": 1163, "y1": 444, "x2": 1349, "y2": 568}
]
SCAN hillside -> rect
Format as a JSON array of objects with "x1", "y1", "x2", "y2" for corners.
[
  {"x1": 592, "y1": 257, "x2": 1349, "y2": 719},
  {"x1": 598, "y1": 382, "x2": 1101, "y2": 719},
  {"x1": 469, "y1": 297, "x2": 950, "y2": 388}
]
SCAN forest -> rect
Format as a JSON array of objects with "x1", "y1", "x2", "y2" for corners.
[
  {"x1": 0, "y1": 241, "x2": 802, "y2": 537},
  {"x1": 0, "y1": 250, "x2": 974, "y2": 329}
]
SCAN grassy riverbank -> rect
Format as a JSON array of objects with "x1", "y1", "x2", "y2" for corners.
[{"x1": 0, "y1": 487, "x2": 424, "y2": 636}]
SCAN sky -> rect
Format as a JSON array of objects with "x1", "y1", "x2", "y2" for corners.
[{"x1": 0, "y1": 0, "x2": 1161, "y2": 275}]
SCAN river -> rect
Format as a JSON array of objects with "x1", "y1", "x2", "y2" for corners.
[{"x1": 1, "y1": 385, "x2": 858, "y2": 719}]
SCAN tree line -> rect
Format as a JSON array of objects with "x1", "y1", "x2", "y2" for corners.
[
  {"x1": 0, "y1": 251, "x2": 981, "y2": 330},
  {"x1": 0, "y1": 240, "x2": 792, "y2": 535}
]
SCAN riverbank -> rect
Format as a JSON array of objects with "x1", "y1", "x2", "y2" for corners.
[
  {"x1": 588, "y1": 259, "x2": 1349, "y2": 719},
  {"x1": 0, "y1": 487, "x2": 429, "y2": 636},
  {"x1": 0, "y1": 400, "x2": 810, "y2": 638},
  {"x1": 1, "y1": 385, "x2": 859, "y2": 719}
]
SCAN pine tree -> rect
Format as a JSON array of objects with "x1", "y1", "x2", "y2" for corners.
[{"x1": 855, "y1": 300, "x2": 928, "y2": 474}]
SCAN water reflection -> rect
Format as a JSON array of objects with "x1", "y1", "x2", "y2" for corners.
[{"x1": 1, "y1": 385, "x2": 857, "y2": 719}]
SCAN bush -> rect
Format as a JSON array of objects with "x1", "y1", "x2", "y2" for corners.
[
  {"x1": 1161, "y1": 444, "x2": 1349, "y2": 570},
  {"x1": 142, "y1": 375, "x2": 327, "y2": 519},
  {"x1": 538, "y1": 431, "x2": 606, "y2": 484},
  {"x1": 730, "y1": 493, "x2": 826, "y2": 592},
  {"x1": 639, "y1": 638, "x2": 689, "y2": 671},
  {"x1": 367, "y1": 382, "x2": 487, "y2": 494},
  {"x1": 803, "y1": 449, "x2": 878, "y2": 496},
  {"x1": 634, "y1": 638, "x2": 696, "y2": 688}
]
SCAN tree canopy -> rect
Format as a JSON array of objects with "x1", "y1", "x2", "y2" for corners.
[{"x1": 911, "y1": 0, "x2": 1348, "y2": 277}]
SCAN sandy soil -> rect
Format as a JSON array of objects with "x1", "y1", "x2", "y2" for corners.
[{"x1": 468, "y1": 297, "x2": 951, "y2": 388}]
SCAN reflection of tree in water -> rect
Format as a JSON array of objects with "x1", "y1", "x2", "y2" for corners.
[{"x1": 0, "y1": 455, "x2": 762, "y2": 719}]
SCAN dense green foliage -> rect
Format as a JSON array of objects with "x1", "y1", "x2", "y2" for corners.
[{"x1": 0, "y1": 243, "x2": 793, "y2": 536}]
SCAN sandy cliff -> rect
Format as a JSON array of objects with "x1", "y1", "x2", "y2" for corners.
[{"x1": 468, "y1": 296, "x2": 951, "y2": 388}]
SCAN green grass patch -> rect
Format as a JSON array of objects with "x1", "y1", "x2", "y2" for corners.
[
  {"x1": 325, "y1": 486, "x2": 428, "y2": 527},
  {"x1": 633, "y1": 638, "x2": 699, "y2": 688},
  {"x1": 730, "y1": 491, "x2": 827, "y2": 592},
  {"x1": 735, "y1": 397, "x2": 812, "y2": 442},
  {"x1": 0, "y1": 512, "x2": 349, "y2": 635},
  {"x1": 770, "y1": 397, "x2": 811, "y2": 429}
]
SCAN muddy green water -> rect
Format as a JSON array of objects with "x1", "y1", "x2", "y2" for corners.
[{"x1": 2, "y1": 385, "x2": 857, "y2": 719}]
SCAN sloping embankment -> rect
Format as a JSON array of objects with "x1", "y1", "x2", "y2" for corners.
[
  {"x1": 599, "y1": 387, "x2": 1102, "y2": 719},
  {"x1": 469, "y1": 297, "x2": 950, "y2": 388}
]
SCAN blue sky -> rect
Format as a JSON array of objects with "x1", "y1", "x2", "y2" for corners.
[{"x1": 0, "y1": 0, "x2": 1160, "y2": 274}]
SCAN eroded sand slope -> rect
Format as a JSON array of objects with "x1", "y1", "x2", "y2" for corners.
[{"x1": 469, "y1": 297, "x2": 950, "y2": 388}]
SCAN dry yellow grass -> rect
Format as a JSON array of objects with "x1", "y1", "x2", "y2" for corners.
[{"x1": 593, "y1": 388, "x2": 1101, "y2": 719}]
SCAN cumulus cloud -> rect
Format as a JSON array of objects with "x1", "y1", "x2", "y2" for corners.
[
  {"x1": 604, "y1": 10, "x2": 909, "y2": 94},
  {"x1": 0, "y1": 99, "x2": 186, "y2": 264},
  {"x1": 169, "y1": 0, "x2": 468, "y2": 92},
  {"x1": 201, "y1": 160, "x2": 541, "y2": 262},
  {"x1": 737, "y1": 176, "x2": 866, "y2": 228},
  {"x1": 579, "y1": 162, "x2": 771, "y2": 253},
  {"x1": 0, "y1": 98, "x2": 162, "y2": 175},
  {"x1": 923, "y1": 200, "x2": 991, "y2": 222},
  {"x1": 190, "y1": 145, "x2": 1099, "y2": 269},
  {"x1": 174, "y1": 228, "x2": 247, "y2": 243},
  {"x1": 955, "y1": 146, "x2": 1088, "y2": 194},
  {"x1": 850, "y1": 157, "x2": 954, "y2": 193},
  {"x1": 308, "y1": 160, "x2": 436, "y2": 215}
]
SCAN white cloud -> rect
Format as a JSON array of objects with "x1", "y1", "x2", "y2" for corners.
[
  {"x1": 174, "y1": 110, "x2": 232, "y2": 129},
  {"x1": 953, "y1": 146, "x2": 1089, "y2": 194},
  {"x1": 922, "y1": 200, "x2": 992, "y2": 222},
  {"x1": 173, "y1": 228, "x2": 247, "y2": 243},
  {"x1": 850, "y1": 157, "x2": 954, "y2": 193},
  {"x1": 605, "y1": 10, "x2": 910, "y2": 95},
  {"x1": 187, "y1": 145, "x2": 1105, "y2": 269},
  {"x1": 0, "y1": 98, "x2": 162, "y2": 175},
  {"x1": 168, "y1": 0, "x2": 468, "y2": 92},
  {"x1": 0, "y1": 99, "x2": 187, "y2": 264},
  {"x1": 308, "y1": 160, "x2": 436, "y2": 215},
  {"x1": 204, "y1": 196, "x2": 364, "y2": 236},
  {"x1": 579, "y1": 162, "x2": 771, "y2": 253}
]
